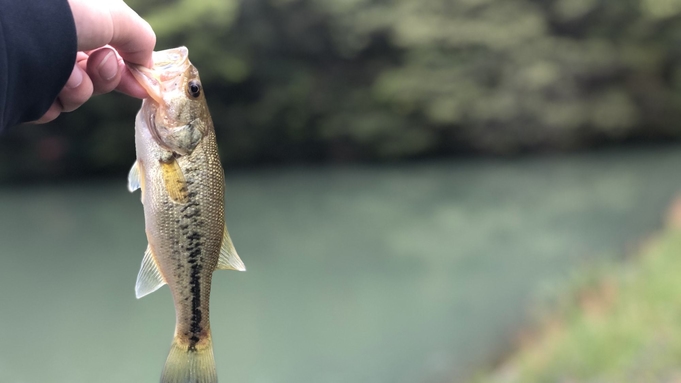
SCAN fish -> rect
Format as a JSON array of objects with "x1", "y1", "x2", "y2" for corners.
[{"x1": 126, "y1": 46, "x2": 245, "y2": 383}]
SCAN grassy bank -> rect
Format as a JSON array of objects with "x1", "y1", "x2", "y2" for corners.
[{"x1": 471, "y1": 198, "x2": 681, "y2": 383}]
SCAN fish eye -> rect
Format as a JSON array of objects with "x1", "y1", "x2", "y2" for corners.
[{"x1": 188, "y1": 81, "x2": 201, "y2": 98}]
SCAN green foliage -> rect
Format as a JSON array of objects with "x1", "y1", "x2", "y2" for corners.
[
  {"x1": 5, "y1": 0, "x2": 681, "y2": 180},
  {"x1": 470, "y1": 224, "x2": 681, "y2": 383}
]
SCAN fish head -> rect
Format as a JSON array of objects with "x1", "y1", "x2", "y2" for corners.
[{"x1": 129, "y1": 47, "x2": 210, "y2": 156}]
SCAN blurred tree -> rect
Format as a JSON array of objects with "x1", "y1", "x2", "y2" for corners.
[{"x1": 3, "y1": 0, "x2": 681, "y2": 181}]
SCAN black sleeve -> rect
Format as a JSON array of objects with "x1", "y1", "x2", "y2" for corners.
[{"x1": 0, "y1": 0, "x2": 77, "y2": 129}]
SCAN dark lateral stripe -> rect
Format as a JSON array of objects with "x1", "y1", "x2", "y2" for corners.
[
  {"x1": 188, "y1": 261, "x2": 203, "y2": 348},
  {"x1": 179, "y1": 198, "x2": 205, "y2": 348},
  {"x1": 180, "y1": 201, "x2": 200, "y2": 212}
]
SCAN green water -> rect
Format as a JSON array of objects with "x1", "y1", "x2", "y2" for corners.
[{"x1": 1, "y1": 147, "x2": 681, "y2": 383}]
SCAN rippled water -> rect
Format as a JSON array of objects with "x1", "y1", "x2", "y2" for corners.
[{"x1": 1, "y1": 147, "x2": 680, "y2": 383}]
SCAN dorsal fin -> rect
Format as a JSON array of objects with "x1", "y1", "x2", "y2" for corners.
[
  {"x1": 135, "y1": 244, "x2": 166, "y2": 299},
  {"x1": 217, "y1": 225, "x2": 246, "y2": 271}
]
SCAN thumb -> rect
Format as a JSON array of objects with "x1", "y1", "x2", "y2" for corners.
[{"x1": 68, "y1": 0, "x2": 156, "y2": 67}]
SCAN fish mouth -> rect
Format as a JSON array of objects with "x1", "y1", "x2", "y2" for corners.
[{"x1": 128, "y1": 46, "x2": 190, "y2": 105}]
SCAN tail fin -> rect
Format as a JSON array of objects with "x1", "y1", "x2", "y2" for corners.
[{"x1": 160, "y1": 337, "x2": 217, "y2": 383}]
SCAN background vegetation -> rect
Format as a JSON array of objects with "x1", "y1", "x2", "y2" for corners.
[
  {"x1": 4, "y1": 0, "x2": 681, "y2": 180},
  {"x1": 470, "y1": 199, "x2": 681, "y2": 383}
]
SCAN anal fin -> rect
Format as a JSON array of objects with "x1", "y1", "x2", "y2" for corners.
[
  {"x1": 216, "y1": 225, "x2": 246, "y2": 271},
  {"x1": 136, "y1": 244, "x2": 166, "y2": 299}
]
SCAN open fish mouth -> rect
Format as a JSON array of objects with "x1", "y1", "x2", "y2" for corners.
[
  {"x1": 128, "y1": 46, "x2": 191, "y2": 105},
  {"x1": 128, "y1": 47, "x2": 193, "y2": 154}
]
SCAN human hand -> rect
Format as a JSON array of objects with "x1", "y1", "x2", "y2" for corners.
[{"x1": 35, "y1": 0, "x2": 156, "y2": 123}]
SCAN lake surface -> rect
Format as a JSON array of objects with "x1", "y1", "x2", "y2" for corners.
[{"x1": 1, "y1": 147, "x2": 681, "y2": 383}]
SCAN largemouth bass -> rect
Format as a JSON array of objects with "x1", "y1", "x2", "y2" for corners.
[{"x1": 127, "y1": 46, "x2": 245, "y2": 383}]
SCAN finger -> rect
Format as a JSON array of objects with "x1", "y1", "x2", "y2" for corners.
[
  {"x1": 109, "y1": 4, "x2": 156, "y2": 67},
  {"x1": 76, "y1": 51, "x2": 89, "y2": 63},
  {"x1": 76, "y1": 53, "x2": 89, "y2": 73},
  {"x1": 58, "y1": 65, "x2": 94, "y2": 113},
  {"x1": 69, "y1": 0, "x2": 113, "y2": 51},
  {"x1": 115, "y1": 66, "x2": 150, "y2": 99},
  {"x1": 86, "y1": 47, "x2": 122, "y2": 95},
  {"x1": 69, "y1": 0, "x2": 156, "y2": 67},
  {"x1": 33, "y1": 102, "x2": 63, "y2": 124}
]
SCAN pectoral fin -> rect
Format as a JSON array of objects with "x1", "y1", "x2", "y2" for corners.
[
  {"x1": 160, "y1": 158, "x2": 189, "y2": 204},
  {"x1": 127, "y1": 161, "x2": 141, "y2": 192},
  {"x1": 135, "y1": 244, "x2": 166, "y2": 299},
  {"x1": 128, "y1": 161, "x2": 146, "y2": 202},
  {"x1": 216, "y1": 225, "x2": 246, "y2": 271}
]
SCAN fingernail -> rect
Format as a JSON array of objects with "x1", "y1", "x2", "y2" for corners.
[
  {"x1": 98, "y1": 51, "x2": 118, "y2": 81},
  {"x1": 65, "y1": 66, "x2": 83, "y2": 89}
]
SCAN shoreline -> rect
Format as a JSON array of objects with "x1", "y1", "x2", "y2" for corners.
[{"x1": 468, "y1": 195, "x2": 681, "y2": 383}]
